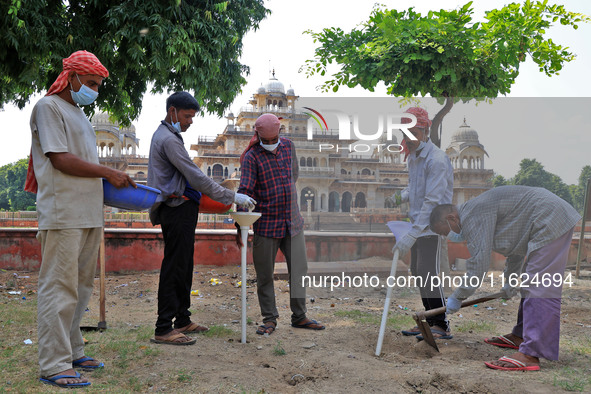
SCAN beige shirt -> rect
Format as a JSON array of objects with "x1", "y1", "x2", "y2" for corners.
[{"x1": 30, "y1": 95, "x2": 103, "y2": 230}]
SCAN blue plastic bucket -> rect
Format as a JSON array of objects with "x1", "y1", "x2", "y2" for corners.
[{"x1": 102, "y1": 179, "x2": 161, "y2": 211}]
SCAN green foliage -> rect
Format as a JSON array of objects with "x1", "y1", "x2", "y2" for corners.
[
  {"x1": 0, "y1": 0, "x2": 269, "y2": 125},
  {"x1": 569, "y1": 165, "x2": 591, "y2": 214},
  {"x1": 491, "y1": 174, "x2": 508, "y2": 188},
  {"x1": 512, "y1": 158, "x2": 573, "y2": 204},
  {"x1": 304, "y1": 1, "x2": 588, "y2": 97},
  {"x1": 303, "y1": 1, "x2": 589, "y2": 144},
  {"x1": 0, "y1": 158, "x2": 36, "y2": 211}
]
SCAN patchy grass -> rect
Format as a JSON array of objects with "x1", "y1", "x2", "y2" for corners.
[
  {"x1": 454, "y1": 320, "x2": 496, "y2": 333},
  {"x1": 0, "y1": 291, "x2": 164, "y2": 392},
  {"x1": 333, "y1": 309, "x2": 414, "y2": 329},
  {"x1": 202, "y1": 324, "x2": 234, "y2": 338},
  {"x1": 562, "y1": 337, "x2": 591, "y2": 357},
  {"x1": 552, "y1": 367, "x2": 591, "y2": 392},
  {"x1": 273, "y1": 340, "x2": 286, "y2": 356}
]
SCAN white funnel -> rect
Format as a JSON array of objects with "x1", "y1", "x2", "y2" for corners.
[
  {"x1": 230, "y1": 212, "x2": 262, "y2": 227},
  {"x1": 230, "y1": 212, "x2": 261, "y2": 344}
]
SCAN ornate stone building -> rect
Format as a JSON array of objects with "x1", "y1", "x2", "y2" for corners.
[
  {"x1": 446, "y1": 119, "x2": 494, "y2": 204},
  {"x1": 93, "y1": 76, "x2": 493, "y2": 208},
  {"x1": 93, "y1": 112, "x2": 148, "y2": 184},
  {"x1": 190, "y1": 74, "x2": 493, "y2": 212}
]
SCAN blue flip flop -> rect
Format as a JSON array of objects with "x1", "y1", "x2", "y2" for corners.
[
  {"x1": 40, "y1": 371, "x2": 91, "y2": 388},
  {"x1": 73, "y1": 356, "x2": 104, "y2": 371},
  {"x1": 416, "y1": 327, "x2": 453, "y2": 340}
]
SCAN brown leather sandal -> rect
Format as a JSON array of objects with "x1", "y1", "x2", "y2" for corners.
[
  {"x1": 177, "y1": 322, "x2": 209, "y2": 334},
  {"x1": 150, "y1": 329, "x2": 196, "y2": 346}
]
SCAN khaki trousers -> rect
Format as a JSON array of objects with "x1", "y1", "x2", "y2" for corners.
[{"x1": 36, "y1": 228, "x2": 102, "y2": 377}]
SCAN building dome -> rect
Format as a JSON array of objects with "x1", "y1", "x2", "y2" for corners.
[
  {"x1": 264, "y1": 71, "x2": 285, "y2": 94},
  {"x1": 91, "y1": 112, "x2": 111, "y2": 127},
  {"x1": 257, "y1": 85, "x2": 266, "y2": 94},
  {"x1": 286, "y1": 87, "x2": 295, "y2": 96},
  {"x1": 450, "y1": 119, "x2": 480, "y2": 143}
]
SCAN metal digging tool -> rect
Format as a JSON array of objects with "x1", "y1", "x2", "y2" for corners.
[
  {"x1": 81, "y1": 232, "x2": 107, "y2": 331},
  {"x1": 413, "y1": 291, "x2": 505, "y2": 352}
]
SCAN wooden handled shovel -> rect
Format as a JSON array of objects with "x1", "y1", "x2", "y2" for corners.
[
  {"x1": 81, "y1": 231, "x2": 107, "y2": 331},
  {"x1": 413, "y1": 291, "x2": 505, "y2": 352},
  {"x1": 98, "y1": 232, "x2": 107, "y2": 330}
]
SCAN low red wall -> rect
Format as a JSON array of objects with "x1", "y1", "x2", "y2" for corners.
[{"x1": 0, "y1": 228, "x2": 588, "y2": 273}]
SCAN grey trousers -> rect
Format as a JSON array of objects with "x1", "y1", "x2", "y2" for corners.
[
  {"x1": 252, "y1": 231, "x2": 308, "y2": 325},
  {"x1": 36, "y1": 228, "x2": 102, "y2": 377}
]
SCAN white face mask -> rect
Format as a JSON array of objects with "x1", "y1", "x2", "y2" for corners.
[
  {"x1": 260, "y1": 140, "x2": 280, "y2": 151},
  {"x1": 172, "y1": 108, "x2": 182, "y2": 133}
]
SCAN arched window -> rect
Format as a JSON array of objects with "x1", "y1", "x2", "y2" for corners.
[
  {"x1": 329, "y1": 192, "x2": 340, "y2": 212},
  {"x1": 212, "y1": 164, "x2": 223, "y2": 181},
  {"x1": 355, "y1": 192, "x2": 367, "y2": 208},
  {"x1": 341, "y1": 192, "x2": 352, "y2": 213},
  {"x1": 300, "y1": 157, "x2": 306, "y2": 167},
  {"x1": 207, "y1": 167, "x2": 211, "y2": 176},
  {"x1": 306, "y1": 157, "x2": 313, "y2": 167},
  {"x1": 361, "y1": 168, "x2": 371, "y2": 175}
]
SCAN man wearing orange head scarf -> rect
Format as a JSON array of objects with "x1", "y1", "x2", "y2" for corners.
[
  {"x1": 237, "y1": 114, "x2": 325, "y2": 335},
  {"x1": 392, "y1": 107, "x2": 454, "y2": 341},
  {"x1": 29, "y1": 50, "x2": 134, "y2": 388}
]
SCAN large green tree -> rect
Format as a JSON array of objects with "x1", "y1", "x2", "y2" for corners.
[
  {"x1": 0, "y1": 158, "x2": 36, "y2": 211},
  {"x1": 512, "y1": 158, "x2": 572, "y2": 204},
  {"x1": 569, "y1": 165, "x2": 591, "y2": 213},
  {"x1": 303, "y1": 1, "x2": 589, "y2": 147},
  {"x1": 1, "y1": 0, "x2": 268, "y2": 123}
]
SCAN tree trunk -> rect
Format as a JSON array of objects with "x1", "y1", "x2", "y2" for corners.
[{"x1": 430, "y1": 95, "x2": 454, "y2": 148}]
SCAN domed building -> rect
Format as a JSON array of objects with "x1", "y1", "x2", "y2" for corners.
[
  {"x1": 93, "y1": 113, "x2": 148, "y2": 184},
  {"x1": 191, "y1": 72, "x2": 409, "y2": 214},
  {"x1": 446, "y1": 119, "x2": 494, "y2": 204}
]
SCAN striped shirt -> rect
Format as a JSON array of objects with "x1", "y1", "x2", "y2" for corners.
[
  {"x1": 454, "y1": 185, "x2": 581, "y2": 299},
  {"x1": 237, "y1": 138, "x2": 303, "y2": 238}
]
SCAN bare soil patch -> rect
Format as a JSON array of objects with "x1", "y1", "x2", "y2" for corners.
[{"x1": 3, "y1": 265, "x2": 591, "y2": 392}]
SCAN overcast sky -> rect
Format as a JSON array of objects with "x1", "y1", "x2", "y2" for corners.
[{"x1": 1, "y1": 0, "x2": 590, "y2": 184}]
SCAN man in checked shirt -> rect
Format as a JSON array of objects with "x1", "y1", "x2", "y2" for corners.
[
  {"x1": 429, "y1": 185, "x2": 580, "y2": 371},
  {"x1": 237, "y1": 113, "x2": 325, "y2": 335}
]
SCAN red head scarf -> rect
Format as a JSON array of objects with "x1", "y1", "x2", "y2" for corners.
[
  {"x1": 46, "y1": 50, "x2": 109, "y2": 96},
  {"x1": 400, "y1": 107, "x2": 431, "y2": 162},
  {"x1": 240, "y1": 114, "x2": 281, "y2": 165},
  {"x1": 25, "y1": 51, "x2": 109, "y2": 193}
]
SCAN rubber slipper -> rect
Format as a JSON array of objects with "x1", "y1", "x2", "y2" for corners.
[
  {"x1": 256, "y1": 322, "x2": 276, "y2": 335},
  {"x1": 40, "y1": 371, "x2": 90, "y2": 388},
  {"x1": 291, "y1": 319, "x2": 325, "y2": 330},
  {"x1": 484, "y1": 335, "x2": 519, "y2": 350},
  {"x1": 484, "y1": 356, "x2": 540, "y2": 371},
  {"x1": 150, "y1": 332, "x2": 196, "y2": 346},
  {"x1": 401, "y1": 326, "x2": 421, "y2": 336},
  {"x1": 73, "y1": 356, "x2": 104, "y2": 371},
  {"x1": 416, "y1": 327, "x2": 453, "y2": 340}
]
